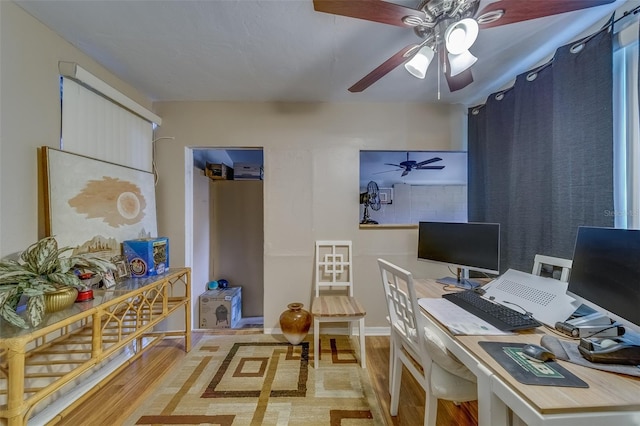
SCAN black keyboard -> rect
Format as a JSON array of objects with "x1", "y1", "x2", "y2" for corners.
[{"x1": 442, "y1": 290, "x2": 541, "y2": 331}]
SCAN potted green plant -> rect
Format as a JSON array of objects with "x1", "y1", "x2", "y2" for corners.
[{"x1": 0, "y1": 236, "x2": 114, "y2": 328}]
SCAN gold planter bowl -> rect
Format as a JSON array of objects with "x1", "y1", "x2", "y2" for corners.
[{"x1": 44, "y1": 287, "x2": 78, "y2": 313}]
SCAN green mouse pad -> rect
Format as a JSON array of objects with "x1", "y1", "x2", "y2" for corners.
[{"x1": 479, "y1": 341, "x2": 589, "y2": 388}]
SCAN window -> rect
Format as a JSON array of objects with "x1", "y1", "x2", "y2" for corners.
[
  {"x1": 613, "y1": 22, "x2": 640, "y2": 229},
  {"x1": 59, "y1": 63, "x2": 158, "y2": 172}
]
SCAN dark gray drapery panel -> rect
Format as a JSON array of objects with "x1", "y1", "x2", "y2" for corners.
[{"x1": 468, "y1": 29, "x2": 614, "y2": 273}]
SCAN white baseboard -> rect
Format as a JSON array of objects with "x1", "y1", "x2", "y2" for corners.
[{"x1": 28, "y1": 347, "x2": 134, "y2": 425}]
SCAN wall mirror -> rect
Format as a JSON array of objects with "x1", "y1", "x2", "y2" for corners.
[{"x1": 359, "y1": 150, "x2": 468, "y2": 226}]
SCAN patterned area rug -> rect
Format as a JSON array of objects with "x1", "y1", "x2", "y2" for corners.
[{"x1": 125, "y1": 334, "x2": 384, "y2": 425}]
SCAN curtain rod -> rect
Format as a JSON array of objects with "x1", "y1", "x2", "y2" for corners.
[
  {"x1": 576, "y1": 4, "x2": 640, "y2": 48},
  {"x1": 529, "y1": 6, "x2": 640, "y2": 76},
  {"x1": 470, "y1": 5, "x2": 640, "y2": 113}
]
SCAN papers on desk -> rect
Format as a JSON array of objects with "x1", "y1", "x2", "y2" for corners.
[{"x1": 419, "y1": 298, "x2": 513, "y2": 335}]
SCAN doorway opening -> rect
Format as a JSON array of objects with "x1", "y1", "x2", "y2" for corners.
[{"x1": 189, "y1": 147, "x2": 264, "y2": 331}]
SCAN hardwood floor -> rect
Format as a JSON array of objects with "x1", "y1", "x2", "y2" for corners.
[{"x1": 54, "y1": 332, "x2": 478, "y2": 425}]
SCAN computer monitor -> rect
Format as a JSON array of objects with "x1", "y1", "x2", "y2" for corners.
[
  {"x1": 417, "y1": 221, "x2": 500, "y2": 288},
  {"x1": 567, "y1": 226, "x2": 640, "y2": 331}
]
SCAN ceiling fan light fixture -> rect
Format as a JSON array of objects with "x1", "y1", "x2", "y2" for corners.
[
  {"x1": 404, "y1": 45, "x2": 434, "y2": 79},
  {"x1": 444, "y1": 18, "x2": 479, "y2": 54},
  {"x1": 448, "y1": 50, "x2": 477, "y2": 77}
]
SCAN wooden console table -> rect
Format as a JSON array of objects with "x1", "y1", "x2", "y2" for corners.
[{"x1": 0, "y1": 267, "x2": 191, "y2": 426}]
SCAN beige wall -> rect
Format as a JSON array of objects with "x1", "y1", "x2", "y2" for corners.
[
  {"x1": 153, "y1": 101, "x2": 467, "y2": 331},
  {"x1": 0, "y1": 1, "x2": 153, "y2": 257},
  {"x1": 211, "y1": 180, "x2": 264, "y2": 319},
  {"x1": 0, "y1": 1, "x2": 468, "y2": 332}
]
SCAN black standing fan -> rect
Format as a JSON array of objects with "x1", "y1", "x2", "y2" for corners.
[{"x1": 360, "y1": 181, "x2": 381, "y2": 224}]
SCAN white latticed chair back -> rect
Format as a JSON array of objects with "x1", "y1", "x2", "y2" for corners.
[
  {"x1": 380, "y1": 261, "x2": 420, "y2": 349},
  {"x1": 315, "y1": 240, "x2": 353, "y2": 297}
]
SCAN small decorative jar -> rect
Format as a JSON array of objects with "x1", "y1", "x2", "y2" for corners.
[{"x1": 279, "y1": 302, "x2": 312, "y2": 345}]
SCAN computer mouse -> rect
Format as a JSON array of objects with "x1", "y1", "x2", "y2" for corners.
[
  {"x1": 599, "y1": 338, "x2": 618, "y2": 349},
  {"x1": 522, "y1": 344, "x2": 556, "y2": 362}
]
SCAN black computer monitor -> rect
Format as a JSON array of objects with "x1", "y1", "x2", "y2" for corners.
[
  {"x1": 567, "y1": 226, "x2": 640, "y2": 330},
  {"x1": 417, "y1": 221, "x2": 500, "y2": 288}
]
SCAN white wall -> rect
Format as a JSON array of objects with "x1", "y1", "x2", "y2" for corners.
[
  {"x1": 191, "y1": 166, "x2": 212, "y2": 325},
  {"x1": 0, "y1": 1, "x2": 153, "y2": 257},
  {"x1": 153, "y1": 102, "x2": 467, "y2": 331},
  {"x1": 367, "y1": 184, "x2": 468, "y2": 224}
]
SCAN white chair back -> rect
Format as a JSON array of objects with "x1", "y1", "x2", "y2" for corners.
[
  {"x1": 315, "y1": 240, "x2": 353, "y2": 297},
  {"x1": 532, "y1": 254, "x2": 572, "y2": 282},
  {"x1": 378, "y1": 258, "x2": 477, "y2": 426},
  {"x1": 378, "y1": 259, "x2": 428, "y2": 369}
]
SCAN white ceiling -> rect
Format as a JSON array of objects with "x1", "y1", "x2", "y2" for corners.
[{"x1": 15, "y1": 0, "x2": 631, "y2": 106}]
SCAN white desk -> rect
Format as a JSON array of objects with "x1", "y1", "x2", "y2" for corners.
[{"x1": 414, "y1": 278, "x2": 640, "y2": 426}]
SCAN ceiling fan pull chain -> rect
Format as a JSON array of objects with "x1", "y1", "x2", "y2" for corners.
[{"x1": 436, "y1": 35, "x2": 441, "y2": 100}]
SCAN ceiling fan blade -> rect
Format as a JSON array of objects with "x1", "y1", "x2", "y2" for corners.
[
  {"x1": 384, "y1": 162, "x2": 403, "y2": 167},
  {"x1": 416, "y1": 165, "x2": 446, "y2": 170},
  {"x1": 439, "y1": 49, "x2": 474, "y2": 92},
  {"x1": 476, "y1": 0, "x2": 616, "y2": 29},
  {"x1": 445, "y1": 63, "x2": 474, "y2": 92},
  {"x1": 416, "y1": 157, "x2": 443, "y2": 166},
  {"x1": 313, "y1": 0, "x2": 425, "y2": 28},
  {"x1": 373, "y1": 169, "x2": 403, "y2": 175},
  {"x1": 401, "y1": 169, "x2": 410, "y2": 177},
  {"x1": 349, "y1": 44, "x2": 419, "y2": 92}
]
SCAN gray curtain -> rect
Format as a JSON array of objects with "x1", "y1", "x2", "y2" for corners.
[{"x1": 468, "y1": 29, "x2": 614, "y2": 273}]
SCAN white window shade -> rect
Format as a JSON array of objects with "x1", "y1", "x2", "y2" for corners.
[{"x1": 60, "y1": 70, "x2": 157, "y2": 172}]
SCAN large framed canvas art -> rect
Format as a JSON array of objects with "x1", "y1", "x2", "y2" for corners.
[{"x1": 42, "y1": 147, "x2": 158, "y2": 258}]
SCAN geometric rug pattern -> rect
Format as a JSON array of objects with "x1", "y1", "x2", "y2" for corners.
[{"x1": 125, "y1": 334, "x2": 384, "y2": 425}]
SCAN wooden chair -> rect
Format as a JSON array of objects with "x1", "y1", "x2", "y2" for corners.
[
  {"x1": 311, "y1": 241, "x2": 366, "y2": 369},
  {"x1": 532, "y1": 254, "x2": 572, "y2": 282},
  {"x1": 377, "y1": 258, "x2": 477, "y2": 426}
]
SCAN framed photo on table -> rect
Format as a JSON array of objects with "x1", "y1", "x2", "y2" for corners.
[
  {"x1": 111, "y1": 255, "x2": 131, "y2": 282},
  {"x1": 101, "y1": 270, "x2": 117, "y2": 289}
]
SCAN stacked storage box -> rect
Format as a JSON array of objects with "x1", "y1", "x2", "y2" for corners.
[
  {"x1": 122, "y1": 237, "x2": 169, "y2": 277},
  {"x1": 233, "y1": 163, "x2": 263, "y2": 180},
  {"x1": 199, "y1": 287, "x2": 242, "y2": 328},
  {"x1": 205, "y1": 162, "x2": 233, "y2": 180}
]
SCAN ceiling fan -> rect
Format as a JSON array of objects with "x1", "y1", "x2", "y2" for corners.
[
  {"x1": 313, "y1": 0, "x2": 616, "y2": 93},
  {"x1": 378, "y1": 152, "x2": 445, "y2": 176}
]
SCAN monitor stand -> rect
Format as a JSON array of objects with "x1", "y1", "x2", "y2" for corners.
[{"x1": 436, "y1": 276, "x2": 481, "y2": 290}]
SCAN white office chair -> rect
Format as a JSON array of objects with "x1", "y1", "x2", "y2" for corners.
[
  {"x1": 377, "y1": 258, "x2": 477, "y2": 426},
  {"x1": 532, "y1": 254, "x2": 572, "y2": 282},
  {"x1": 311, "y1": 241, "x2": 366, "y2": 369}
]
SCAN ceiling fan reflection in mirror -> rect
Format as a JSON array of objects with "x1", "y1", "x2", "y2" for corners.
[
  {"x1": 376, "y1": 152, "x2": 445, "y2": 176},
  {"x1": 313, "y1": 0, "x2": 616, "y2": 93}
]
